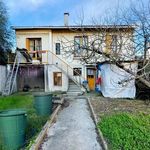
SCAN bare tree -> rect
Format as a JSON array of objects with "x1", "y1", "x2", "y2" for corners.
[{"x1": 59, "y1": 0, "x2": 150, "y2": 88}]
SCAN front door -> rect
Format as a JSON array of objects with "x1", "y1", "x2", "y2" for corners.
[{"x1": 87, "y1": 68, "x2": 96, "y2": 91}]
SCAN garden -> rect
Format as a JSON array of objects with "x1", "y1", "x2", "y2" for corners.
[
  {"x1": 0, "y1": 92, "x2": 51, "y2": 150},
  {"x1": 90, "y1": 94, "x2": 150, "y2": 150}
]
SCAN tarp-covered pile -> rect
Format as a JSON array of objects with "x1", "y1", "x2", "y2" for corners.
[{"x1": 98, "y1": 62, "x2": 138, "y2": 98}]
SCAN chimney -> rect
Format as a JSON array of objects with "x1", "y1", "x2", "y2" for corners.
[{"x1": 64, "y1": 13, "x2": 69, "y2": 26}]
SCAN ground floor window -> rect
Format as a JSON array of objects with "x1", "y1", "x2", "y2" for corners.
[
  {"x1": 53, "y1": 72, "x2": 62, "y2": 86},
  {"x1": 73, "y1": 68, "x2": 82, "y2": 76},
  {"x1": 87, "y1": 69, "x2": 95, "y2": 78}
]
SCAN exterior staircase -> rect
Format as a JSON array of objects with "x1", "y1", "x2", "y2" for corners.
[
  {"x1": 67, "y1": 79, "x2": 84, "y2": 96},
  {"x1": 49, "y1": 51, "x2": 86, "y2": 96}
]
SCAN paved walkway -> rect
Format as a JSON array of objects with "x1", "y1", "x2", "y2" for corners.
[{"x1": 42, "y1": 98, "x2": 102, "y2": 150}]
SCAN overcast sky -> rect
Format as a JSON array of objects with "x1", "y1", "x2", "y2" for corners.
[{"x1": 4, "y1": 0, "x2": 149, "y2": 26}]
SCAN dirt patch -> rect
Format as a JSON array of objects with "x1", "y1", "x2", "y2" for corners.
[{"x1": 90, "y1": 95, "x2": 150, "y2": 121}]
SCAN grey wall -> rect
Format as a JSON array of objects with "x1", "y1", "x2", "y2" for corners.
[{"x1": 0, "y1": 65, "x2": 6, "y2": 93}]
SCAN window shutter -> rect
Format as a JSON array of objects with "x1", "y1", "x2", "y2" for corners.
[
  {"x1": 105, "y1": 33, "x2": 112, "y2": 53},
  {"x1": 26, "y1": 38, "x2": 30, "y2": 51}
]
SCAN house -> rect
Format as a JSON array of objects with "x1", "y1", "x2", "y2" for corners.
[{"x1": 8, "y1": 13, "x2": 137, "y2": 97}]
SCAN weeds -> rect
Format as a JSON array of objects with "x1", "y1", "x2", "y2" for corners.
[{"x1": 98, "y1": 113, "x2": 150, "y2": 150}]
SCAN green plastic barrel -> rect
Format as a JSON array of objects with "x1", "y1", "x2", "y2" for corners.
[
  {"x1": 0, "y1": 109, "x2": 27, "y2": 150},
  {"x1": 34, "y1": 93, "x2": 53, "y2": 116}
]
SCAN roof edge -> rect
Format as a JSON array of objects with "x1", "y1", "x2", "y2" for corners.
[{"x1": 12, "y1": 25, "x2": 136, "y2": 30}]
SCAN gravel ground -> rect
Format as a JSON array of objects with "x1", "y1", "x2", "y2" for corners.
[{"x1": 41, "y1": 98, "x2": 102, "y2": 150}]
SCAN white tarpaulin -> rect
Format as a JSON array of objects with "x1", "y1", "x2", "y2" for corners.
[{"x1": 100, "y1": 62, "x2": 138, "y2": 98}]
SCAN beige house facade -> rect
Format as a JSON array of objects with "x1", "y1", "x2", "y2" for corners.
[{"x1": 13, "y1": 25, "x2": 135, "y2": 93}]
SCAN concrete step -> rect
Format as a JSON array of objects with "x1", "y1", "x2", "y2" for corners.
[
  {"x1": 67, "y1": 92, "x2": 83, "y2": 96},
  {"x1": 69, "y1": 84, "x2": 79, "y2": 87},
  {"x1": 68, "y1": 88, "x2": 81, "y2": 91},
  {"x1": 68, "y1": 80, "x2": 83, "y2": 96},
  {"x1": 69, "y1": 87, "x2": 80, "y2": 91},
  {"x1": 68, "y1": 86, "x2": 82, "y2": 90},
  {"x1": 67, "y1": 91, "x2": 83, "y2": 95},
  {"x1": 69, "y1": 84, "x2": 78, "y2": 87},
  {"x1": 69, "y1": 86, "x2": 80, "y2": 89},
  {"x1": 69, "y1": 81, "x2": 78, "y2": 84},
  {"x1": 68, "y1": 90, "x2": 82, "y2": 93}
]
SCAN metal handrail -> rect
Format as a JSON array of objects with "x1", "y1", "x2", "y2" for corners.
[
  {"x1": 28, "y1": 50, "x2": 83, "y2": 78},
  {"x1": 28, "y1": 49, "x2": 86, "y2": 87},
  {"x1": 8, "y1": 49, "x2": 87, "y2": 89},
  {"x1": 48, "y1": 50, "x2": 87, "y2": 82}
]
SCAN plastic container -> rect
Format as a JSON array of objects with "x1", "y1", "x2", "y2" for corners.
[
  {"x1": 34, "y1": 93, "x2": 53, "y2": 116},
  {"x1": 0, "y1": 109, "x2": 27, "y2": 150}
]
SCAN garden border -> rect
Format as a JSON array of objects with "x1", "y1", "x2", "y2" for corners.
[
  {"x1": 30, "y1": 97, "x2": 64, "y2": 150},
  {"x1": 86, "y1": 97, "x2": 108, "y2": 150}
]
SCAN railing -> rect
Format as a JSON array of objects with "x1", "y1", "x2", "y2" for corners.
[
  {"x1": 48, "y1": 51, "x2": 87, "y2": 90},
  {"x1": 28, "y1": 50, "x2": 49, "y2": 64},
  {"x1": 28, "y1": 49, "x2": 87, "y2": 90},
  {"x1": 8, "y1": 50, "x2": 49, "y2": 64},
  {"x1": 8, "y1": 49, "x2": 86, "y2": 90}
]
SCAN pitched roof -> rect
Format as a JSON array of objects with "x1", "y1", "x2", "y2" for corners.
[{"x1": 13, "y1": 25, "x2": 135, "y2": 30}]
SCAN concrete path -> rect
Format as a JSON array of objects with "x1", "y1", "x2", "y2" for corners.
[{"x1": 42, "y1": 98, "x2": 102, "y2": 150}]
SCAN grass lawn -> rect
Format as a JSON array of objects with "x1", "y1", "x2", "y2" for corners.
[
  {"x1": 0, "y1": 92, "x2": 49, "y2": 149},
  {"x1": 0, "y1": 92, "x2": 33, "y2": 110},
  {"x1": 98, "y1": 113, "x2": 150, "y2": 150}
]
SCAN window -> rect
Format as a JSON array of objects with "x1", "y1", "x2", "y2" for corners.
[
  {"x1": 147, "y1": 40, "x2": 150, "y2": 58},
  {"x1": 56, "y1": 43, "x2": 60, "y2": 55},
  {"x1": 111, "y1": 35, "x2": 118, "y2": 51},
  {"x1": 74, "y1": 36, "x2": 88, "y2": 57},
  {"x1": 106, "y1": 34, "x2": 120, "y2": 53},
  {"x1": 87, "y1": 69, "x2": 94, "y2": 78},
  {"x1": 29, "y1": 38, "x2": 42, "y2": 51},
  {"x1": 73, "y1": 68, "x2": 82, "y2": 76},
  {"x1": 147, "y1": 38, "x2": 150, "y2": 49},
  {"x1": 53, "y1": 72, "x2": 62, "y2": 86},
  {"x1": 27, "y1": 38, "x2": 42, "y2": 59}
]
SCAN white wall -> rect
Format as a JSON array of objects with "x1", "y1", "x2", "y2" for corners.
[
  {"x1": 47, "y1": 65, "x2": 69, "y2": 92},
  {"x1": 16, "y1": 30, "x2": 51, "y2": 63},
  {"x1": 52, "y1": 31, "x2": 91, "y2": 81},
  {"x1": 0, "y1": 65, "x2": 6, "y2": 93},
  {"x1": 16, "y1": 29, "x2": 135, "y2": 64},
  {"x1": 52, "y1": 31, "x2": 93, "y2": 65}
]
